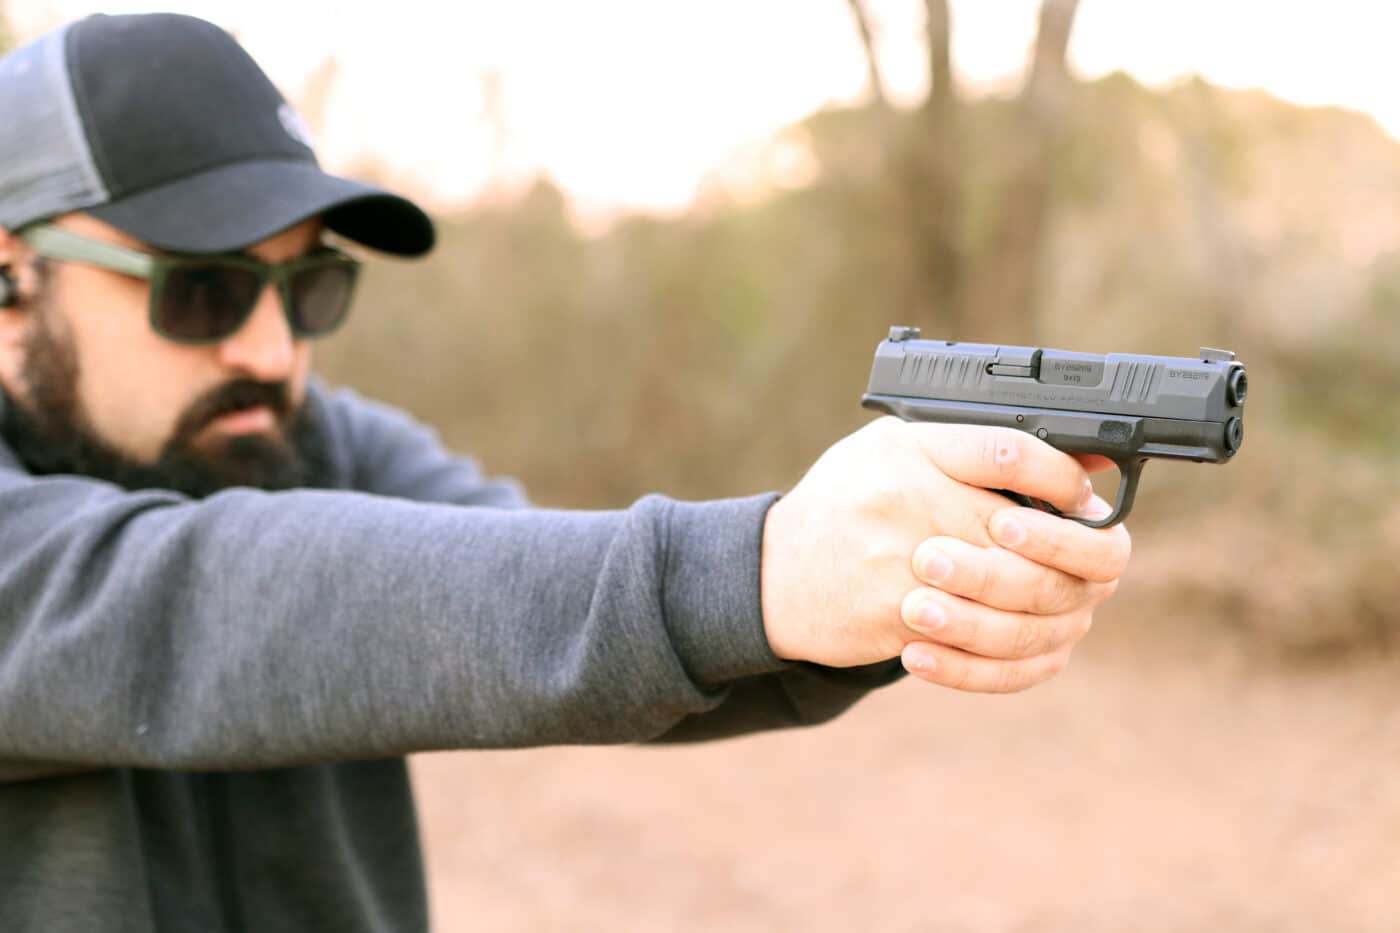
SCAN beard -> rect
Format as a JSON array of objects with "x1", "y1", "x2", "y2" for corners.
[{"x1": 0, "y1": 298, "x2": 333, "y2": 499}]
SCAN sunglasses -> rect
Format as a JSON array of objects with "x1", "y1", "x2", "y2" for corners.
[{"x1": 18, "y1": 224, "x2": 361, "y2": 345}]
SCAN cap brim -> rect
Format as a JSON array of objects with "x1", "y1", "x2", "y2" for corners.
[{"x1": 86, "y1": 159, "x2": 435, "y2": 256}]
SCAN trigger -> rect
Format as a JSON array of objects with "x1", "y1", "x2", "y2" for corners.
[{"x1": 1075, "y1": 457, "x2": 1148, "y2": 529}]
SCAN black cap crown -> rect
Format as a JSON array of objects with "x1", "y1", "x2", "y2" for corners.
[{"x1": 0, "y1": 13, "x2": 435, "y2": 256}]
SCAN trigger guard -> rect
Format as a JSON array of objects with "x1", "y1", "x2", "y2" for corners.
[
  {"x1": 1074, "y1": 457, "x2": 1147, "y2": 529},
  {"x1": 996, "y1": 456, "x2": 1146, "y2": 527}
]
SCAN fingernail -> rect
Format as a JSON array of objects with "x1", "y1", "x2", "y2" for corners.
[
  {"x1": 918, "y1": 549, "x2": 954, "y2": 583},
  {"x1": 905, "y1": 648, "x2": 937, "y2": 674},
  {"x1": 914, "y1": 599, "x2": 947, "y2": 632},
  {"x1": 993, "y1": 516, "x2": 1028, "y2": 547},
  {"x1": 1080, "y1": 478, "x2": 1095, "y2": 510}
]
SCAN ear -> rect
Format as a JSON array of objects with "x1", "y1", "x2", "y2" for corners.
[{"x1": 0, "y1": 228, "x2": 37, "y2": 396}]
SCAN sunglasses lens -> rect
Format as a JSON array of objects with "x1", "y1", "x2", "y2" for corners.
[
  {"x1": 158, "y1": 264, "x2": 263, "y2": 342},
  {"x1": 287, "y1": 262, "x2": 356, "y2": 336}
]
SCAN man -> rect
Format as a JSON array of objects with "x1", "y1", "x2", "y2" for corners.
[{"x1": 0, "y1": 13, "x2": 1129, "y2": 932}]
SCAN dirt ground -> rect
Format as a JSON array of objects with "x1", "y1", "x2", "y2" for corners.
[{"x1": 411, "y1": 616, "x2": 1400, "y2": 933}]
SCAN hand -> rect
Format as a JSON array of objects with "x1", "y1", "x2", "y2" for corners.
[
  {"x1": 759, "y1": 417, "x2": 1131, "y2": 690},
  {"x1": 898, "y1": 497, "x2": 1125, "y2": 692}
]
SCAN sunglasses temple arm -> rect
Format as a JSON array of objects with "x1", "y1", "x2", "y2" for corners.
[{"x1": 19, "y1": 225, "x2": 157, "y2": 279}]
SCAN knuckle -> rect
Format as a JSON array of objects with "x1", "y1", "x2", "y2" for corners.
[
  {"x1": 862, "y1": 529, "x2": 905, "y2": 565},
  {"x1": 1064, "y1": 609, "x2": 1095, "y2": 646},
  {"x1": 1090, "y1": 525, "x2": 1133, "y2": 582},
  {"x1": 977, "y1": 434, "x2": 1002, "y2": 477},
  {"x1": 951, "y1": 507, "x2": 997, "y2": 551},
  {"x1": 1033, "y1": 570, "x2": 1076, "y2": 614},
  {"x1": 963, "y1": 553, "x2": 993, "y2": 602},
  {"x1": 980, "y1": 430, "x2": 1021, "y2": 481},
  {"x1": 1011, "y1": 617, "x2": 1047, "y2": 659},
  {"x1": 1086, "y1": 551, "x2": 1126, "y2": 584},
  {"x1": 995, "y1": 663, "x2": 1030, "y2": 694},
  {"x1": 1114, "y1": 525, "x2": 1133, "y2": 570},
  {"x1": 858, "y1": 474, "x2": 908, "y2": 522},
  {"x1": 946, "y1": 612, "x2": 981, "y2": 652},
  {"x1": 1037, "y1": 530, "x2": 1071, "y2": 573},
  {"x1": 946, "y1": 655, "x2": 974, "y2": 691}
]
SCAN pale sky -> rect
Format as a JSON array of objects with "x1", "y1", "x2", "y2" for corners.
[{"x1": 10, "y1": 1, "x2": 1400, "y2": 222}]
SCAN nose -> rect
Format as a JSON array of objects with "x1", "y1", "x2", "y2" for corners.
[{"x1": 215, "y1": 284, "x2": 297, "y2": 380}]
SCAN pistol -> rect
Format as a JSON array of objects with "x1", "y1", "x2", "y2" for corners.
[{"x1": 861, "y1": 326, "x2": 1247, "y2": 528}]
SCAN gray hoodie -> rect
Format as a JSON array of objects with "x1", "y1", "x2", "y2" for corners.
[{"x1": 0, "y1": 383, "x2": 899, "y2": 932}]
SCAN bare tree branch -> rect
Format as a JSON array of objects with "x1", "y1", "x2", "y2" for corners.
[
  {"x1": 965, "y1": 0, "x2": 1082, "y2": 340},
  {"x1": 1023, "y1": 0, "x2": 1080, "y2": 120},
  {"x1": 924, "y1": 0, "x2": 955, "y2": 116},
  {"x1": 904, "y1": 0, "x2": 963, "y2": 329},
  {"x1": 844, "y1": 0, "x2": 889, "y2": 109}
]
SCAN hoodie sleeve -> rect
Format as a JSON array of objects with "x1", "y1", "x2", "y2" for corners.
[
  {"x1": 310, "y1": 384, "x2": 903, "y2": 743},
  {"x1": 0, "y1": 387, "x2": 898, "y2": 779}
]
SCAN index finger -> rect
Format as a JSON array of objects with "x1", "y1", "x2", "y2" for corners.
[
  {"x1": 911, "y1": 423, "x2": 1094, "y2": 515},
  {"x1": 1073, "y1": 453, "x2": 1117, "y2": 474}
]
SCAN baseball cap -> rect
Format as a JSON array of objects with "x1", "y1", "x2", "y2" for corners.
[{"x1": 0, "y1": 13, "x2": 435, "y2": 256}]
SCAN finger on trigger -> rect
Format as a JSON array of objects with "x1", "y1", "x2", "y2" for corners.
[
  {"x1": 911, "y1": 423, "x2": 1093, "y2": 516},
  {"x1": 1072, "y1": 453, "x2": 1117, "y2": 474},
  {"x1": 1069, "y1": 493, "x2": 1114, "y2": 522}
]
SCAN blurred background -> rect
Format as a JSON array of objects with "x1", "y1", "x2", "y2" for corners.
[{"x1": 6, "y1": 1, "x2": 1399, "y2": 929}]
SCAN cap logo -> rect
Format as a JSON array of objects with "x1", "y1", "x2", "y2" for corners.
[{"x1": 277, "y1": 103, "x2": 316, "y2": 150}]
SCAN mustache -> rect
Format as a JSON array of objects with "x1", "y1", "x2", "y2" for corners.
[{"x1": 172, "y1": 379, "x2": 294, "y2": 438}]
